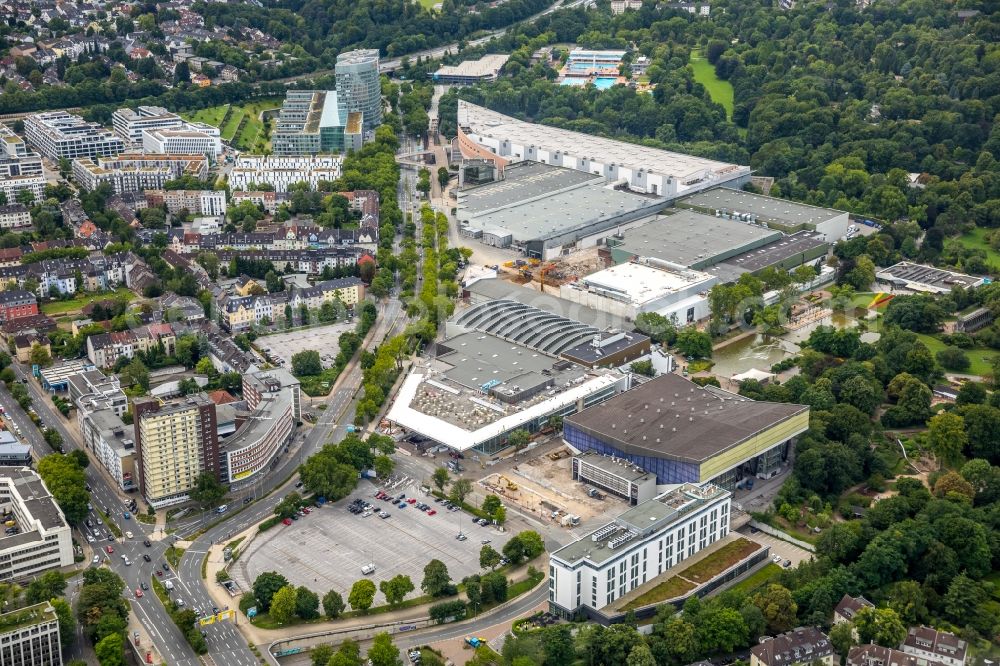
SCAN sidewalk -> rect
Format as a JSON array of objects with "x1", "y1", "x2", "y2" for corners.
[{"x1": 200, "y1": 517, "x2": 547, "y2": 647}]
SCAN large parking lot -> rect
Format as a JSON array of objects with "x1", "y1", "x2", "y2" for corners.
[
  {"x1": 238, "y1": 482, "x2": 513, "y2": 597},
  {"x1": 257, "y1": 322, "x2": 355, "y2": 369}
]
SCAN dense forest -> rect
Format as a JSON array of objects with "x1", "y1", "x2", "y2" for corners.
[{"x1": 437, "y1": 0, "x2": 999, "y2": 255}]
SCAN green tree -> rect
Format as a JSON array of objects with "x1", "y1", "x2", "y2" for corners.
[
  {"x1": 95, "y1": 632, "x2": 125, "y2": 666},
  {"x1": 630, "y1": 360, "x2": 655, "y2": 376},
  {"x1": 943, "y1": 573, "x2": 986, "y2": 624},
  {"x1": 368, "y1": 632, "x2": 402, "y2": 666},
  {"x1": 437, "y1": 167, "x2": 450, "y2": 189},
  {"x1": 695, "y1": 607, "x2": 748, "y2": 653},
  {"x1": 448, "y1": 478, "x2": 472, "y2": 505},
  {"x1": 839, "y1": 375, "x2": 881, "y2": 414},
  {"x1": 298, "y1": 444, "x2": 359, "y2": 500},
  {"x1": 29, "y1": 344, "x2": 52, "y2": 367},
  {"x1": 379, "y1": 574, "x2": 414, "y2": 607},
  {"x1": 311, "y1": 645, "x2": 334, "y2": 666},
  {"x1": 269, "y1": 585, "x2": 298, "y2": 624},
  {"x1": 677, "y1": 326, "x2": 712, "y2": 358},
  {"x1": 828, "y1": 620, "x2": 857, "y2": 659},
  {"x1": 330, "y1": 640, "x2": 364, "y2": 666},
  {"x1": 481, "y1": 494, "x2": 502, "y2": 515},
  {"x1": 507, "y1": 429, "x2": 530, "y2": 451},
  {"x1": 323, "y1": 589, "x2": 345, "y2": 619},
  {"x1": 626, "y1": 644, "x2": 657, "y2": 666},
  {"x1": 480, "y1": 544, "x2": 501, "y2": 570},
  {"x1": 36, "y1": 454, "x2": 89, "y2": 524},
  {"x1": 373, "y1": 454, "x2": 394, "y2": 478},
  {"x1": 348, "y1": 579, "x2": 377, "y2": 612},
  {"x1": 936, "y1": 347, "x2": 970, "y2": 371},
  {"x1": 252, "y1": 571, "x2": 289, "y2": 611},
  {"x1": 24, "y1": 571, "x2": 66, "y2": 604},
  {"x1": 431, "y1": 467, "x2": 450, "y2": 492},
  {"x1": 927, "y1": 412, "x2": 967, "y2": 468},
  {"x1": 189, "y1": 471, "x2": 227, "y2": 509},
  {"x1": 421, "y1": 559, "x2": 452, "y2": 597},
  {"x1": 295, "y1": 586, "x2": 320, "y2": 620},
  {"x1": 752, "y1": 584, "x2": 798, "y2": 633},
  {"x1": 886, "y1": 581, "x2": 928, "y2": 625},
  {"x1": 854, "y1": 607, "x2": 906, "y2": 647},
  {"x1": 50, "y1": 598, "x2": 75, "y2": 650},
  {"x1": 634, "y1": 312, "x2": 678, "y2": 345},
  {"x1": 292, "y1": 350, "x2": 323, "y2": 376}
]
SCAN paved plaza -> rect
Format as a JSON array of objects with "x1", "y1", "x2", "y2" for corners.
[{"x1": 258, "y1": 322, "x2": 355, "y2": 369}]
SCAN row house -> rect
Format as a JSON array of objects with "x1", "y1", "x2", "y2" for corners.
[
  {"x1": 214, "y1": 248, "x2": 371, "y2": 275},
  {"x1": 0, "y1": 204, "x2": 32, "y2": 230},
  {"x1": 0, "y1": 249, "x2": 23, "y2": 268},
  {"x1": 219, "y1": 294, "x2": 277, "y2": 333},
  {"x1": 288, "y1": 277, "x2": 365, "y2": 310},
  {"x1": 86, "y1": 322, "x2": 177, "y2": 368},
  {"x1": 232, "y1": 190, "x2": 281, "y2": 214}
]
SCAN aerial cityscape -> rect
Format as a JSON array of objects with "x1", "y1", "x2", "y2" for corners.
[{"x1": 0, "y1": 0, "x2": 996, "y2": 665}]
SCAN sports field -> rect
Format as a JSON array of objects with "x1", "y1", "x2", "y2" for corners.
[
  {"x1": 180, "y1": 98, "x2": 282, "y2": 152},
  {"x1": 690, "y1": 50, "x2": 734, "y2": 119}
]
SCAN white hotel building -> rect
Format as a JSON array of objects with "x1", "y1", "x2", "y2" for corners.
[
  {"x1": 0, "y1": 126, "x2": 46, "y2": 203},
  {"x1": 456, "y1": 100, "x2": 750, "y2": 199},
  {"x1": 549, "y1": 483, "x2": 730, "y2": 616}
]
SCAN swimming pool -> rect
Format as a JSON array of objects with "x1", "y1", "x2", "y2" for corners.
[{"x1": 594, "y1": 77, "x2": 618, "y2": 90}]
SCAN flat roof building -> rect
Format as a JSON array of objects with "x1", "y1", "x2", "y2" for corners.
[
  {"x1": 0, "y1": 126, "x2": 45, "y2": 204},
  {"x1": 608, "y1": 209, "x2": 782, "y2": 270},
  {"x1": 876, "y1": 262, "x2": 985, "y2": 294},
  {"x1": 457, "y1": 161, "x2": 665, "y2": 260},
  {"x1": 0, "y1": 467, "x2": 74, "y2": 581},
  {"x1": 572, "y1": 450, "x2": 657, "y2": 505},
  {"x1": 386, "y1": 331, "x2": 628, "y2": 454},
  {"x1": 143, "y1": 127, "x2": 222, "y2": 158},
  {"x1": 564, "y1": 373, "x2": 808, "y2": 488},
  {"x1": 549, "y1": 483, "x2": 731, "y2": 616},
  {"x1": 559, "y1": 330, "x2": 651, "y2": 369},
  {"x1": 433, "y1": 54, "x2": 510, "y2": 85},
  {"x1": 229, "y1": 155, "x2": 343, "y2": 192},
  {"x1": 457, "y1": 101, "x2": 750, "y2": 198},
  {"x1": 0, "y1": 437, "x2": 32, "y2": 467},
  {"x1": 133, "y1": 393, "x2": 219, "y2": 507},
  {"x1": 220, "y1": 387, "x2": 294, "y2": 485},
  {"x1": 24, "y1": 111, "x2": 125, "y2": 161},
  {"x1": 72, "y1": 153, "x2": 208, "y2": 194},
  {"x1": 0, "y1": 601, "x2": 63, "y2": 666},
  {"x1": 272, "y1": 90, "x2": 363, "y2": 156},
  {"x1": 679, "y1": 188, "x2": 849, "y2": 241},
  {"x1": 112, "y1": 105, "x2": 184, "y2": 142},
  {"x1": 560, "y1": 259, "x2": 717, "y2": 323}
]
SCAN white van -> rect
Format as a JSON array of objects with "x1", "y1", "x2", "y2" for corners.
[
  {"x1": 216, "y1": 504, "x2": 228, "y2": 514},
  {"x1": 361, "y1": 563, "x2": 375, "y2": 575}
]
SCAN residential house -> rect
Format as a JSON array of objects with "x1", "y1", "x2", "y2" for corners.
[
  {"x1": 901, "y1": 628, "x2": 966, "y2": 666},
  {"x1": 848, "y1": 645, "x2": 945, "y2": 666},
  {"x1": 750, "y1": 628, "x2": 836, "y2": 666},
  {"x1": 0, "y1": 290, "x2": 38, "y2": 322}
]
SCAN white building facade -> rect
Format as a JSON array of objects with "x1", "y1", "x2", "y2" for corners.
[
  {"x1": 549, "y1": 483, "x2": 730, "y2": 615},
  {"x1": 0, "y1": 468, "x2": 75, "y2": 582}
]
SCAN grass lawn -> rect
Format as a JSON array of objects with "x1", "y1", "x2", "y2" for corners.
[
  {"x1": 728, "y1": 563, "x2": 782, "y2": 596},
  {"x1": 690, "y1": 50, "x2": 734, "y2": 119},
  {"x1": 620, "y1": 576, "x2": 696, "y2": 611},
  {"x1": 957, "y1": 227, "x2": 1000, "y2": 273},
  {"x1": 916, "y1": 333, "x2": 999, "y2": 377},
  {"x1": 417, "y1": 0, "x2": 439, "y2": 9},
  {"x1": 677, "y1": 537, "x2": 760, "y2": 584},
  {"x1": 181, "y1": 99, "x2": 281, "y2": 152},
  {"x1": 165, "y1": 546, "x2": 185, "y2": 568},
  {"x1": 180, "y1": 105, "x2": 229, "y2": 127},
  {"x1": 39, "y1": 288, "x2": 134, "y2": 316},
  {"x1": 220, "y1": 107, "x2": 244, "y2": 142}
]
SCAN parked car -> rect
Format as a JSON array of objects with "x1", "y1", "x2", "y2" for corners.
[
  {"x1": 427, "y1": 510, "x2": 437, "y2": 516},
  {"x1": 282, "y1": 518, "x2": 292, "y2": 525},
  {"x1": 398, "y1": 502, "x2": 407, "y2": 509}
]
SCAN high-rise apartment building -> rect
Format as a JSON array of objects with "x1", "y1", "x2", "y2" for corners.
[
  {"x1": 0, "y1": 601, "x2": 63, "y2": 666},
  {"x1": 0, "y1": 126, "x2": 45, "y2": 204},
  {"x1": 72, "y1": 153, "x2": 208, "y2": 194},
  {"x1": 271, "y1": 90, "x2": 363, "y2": 156},
  {"x1": 335, "y1": 49, "x2": 383, "y2": 131},
  {"x1": 132, "y1": 394, "x2": 220, "y2": 507},
  {"x1": 24, "y1": 111, "x2": 125, "y2": 161}
]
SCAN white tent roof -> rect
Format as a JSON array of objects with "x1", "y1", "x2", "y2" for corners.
[{"x1": 731, "y1": 368, "x2": 774, "y2": 382}]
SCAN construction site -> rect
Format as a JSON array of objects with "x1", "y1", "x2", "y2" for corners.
[
  {"x1": 479, "y1": 446, "x2": 626, "y2": 526},
  {"x1": 497, "y1": 247, "x2": 612, "y2": 294}
]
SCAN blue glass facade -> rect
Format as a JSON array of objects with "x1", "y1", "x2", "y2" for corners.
[{"x1": 563, "y1": 424, "x2": 700, "y2": 484}]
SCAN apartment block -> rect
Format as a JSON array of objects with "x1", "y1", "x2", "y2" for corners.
[
  {"x1": 24, "y1": 111, "x2": 125, "y2": 160},
  {"x1": 0, "y1": 126, "x2": 45, "y2": 204},
  {"x1": 133, "y1": 394, "x2": 220, "y2": 507},
  {"x1": 288, "y1": 276, "x2": 365, "y2": 309},
  {"x1": 232, "y1": 191, "x2": 278, "y2": 214},
  {"x1": 0, "y1": 467, "x2": 74, "y2": 581},
  {"x1": 229, "y1": 155, "x2": 342, "y2": 192},
  {"x1": 146, "y1": 189, "x2": 226, "y2": 217},
  {"x1": 750, "y1": 628, "x2": 836, "y2": 666},
  {"x1": 0, "y1": 290, "x2": 38, "y2": 323},
  {"x1": 73, "y1": 153, "x2": 208, "y2": 194},
  {"x1": 0, "y1": 601, "x2": 63, "y2": 666},
  {"x1": 0, "y1": 205, "x2": 32, "y2": 230}
]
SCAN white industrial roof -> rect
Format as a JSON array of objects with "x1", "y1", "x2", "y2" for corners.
[
  {"x1": 577, "y1": 262, "x2": 715, "y2": 306},
  {"x1": 458, "y1": 101, "x2": 748, "y2": 187},
  {"x1": 435, "y1": 54, "x2": 511, "y2": 78}
]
